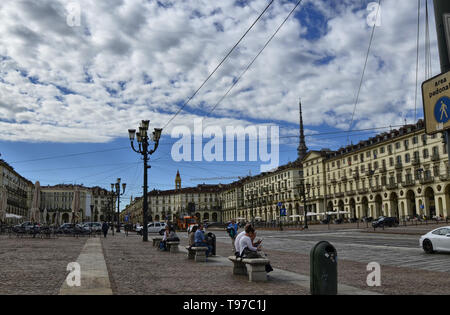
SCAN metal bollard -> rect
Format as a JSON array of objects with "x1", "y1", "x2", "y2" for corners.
[{"x1": 310, "y1": 241, "x2": 338, "y2": 295}]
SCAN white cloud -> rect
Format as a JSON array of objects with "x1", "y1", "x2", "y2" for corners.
[{"x1": 0, "y1": 0, "x2": 441, "y2": 145}]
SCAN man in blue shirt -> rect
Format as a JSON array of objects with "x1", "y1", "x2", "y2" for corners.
[
  {"x1": 227, "y1": 219, "x2": 239, "y2": 252},
  {"x1": 194, "y1": 223, "x2": 212, "y2": 257}
]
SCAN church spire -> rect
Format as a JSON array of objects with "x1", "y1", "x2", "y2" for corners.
[{"x1": 297, "y1": 99, "x2": 308, "y2": 161}]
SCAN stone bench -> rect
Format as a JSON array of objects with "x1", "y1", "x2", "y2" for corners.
[
  {"x1": 152, "y1": 237, "x2": 163, "y2": 247},
  {"x1": 228, "y1": 256, "x2": 270, "y2": 282},
  {"x1": 167, "y1": 241, "x2": 180, "y2": 253},
  {"x1": 185, "y1": 246, "x2": 208, "y2": 262}
]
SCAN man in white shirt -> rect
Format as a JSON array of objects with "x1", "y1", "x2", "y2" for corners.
[{"x1": 238, "y1": 225, "x2": 261, "y2": 257}]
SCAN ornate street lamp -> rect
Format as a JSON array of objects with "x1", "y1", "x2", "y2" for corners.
[
  {"x1": 111, "y1": 178, "x2": 126, "y2": 233},
  {"x1": 128, "y1": 120, "x2": 162, "y2": 242}
]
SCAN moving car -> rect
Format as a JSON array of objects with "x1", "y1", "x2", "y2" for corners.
[
  {"x1": 420, "y1": 226, "x2": 450, "y2": 254},
  {"x1": 371, "y1": 216, "x2": 399, "y2": 228}
]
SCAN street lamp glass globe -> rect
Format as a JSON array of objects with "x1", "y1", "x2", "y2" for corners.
[
  {"x1": 141, "y1": 120, "x2": 150, "y2": 130},
  {"x1": 128, "y1": 129, "x2": 136, "y2": 141},
  {"x1": 139, "y1": 126, "x2": 147, "y2": 138},
  {"x1": 152, "y1": 128, "x2": 162, "y2": 142}
]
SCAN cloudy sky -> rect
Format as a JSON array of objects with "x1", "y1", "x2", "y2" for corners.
[{"x1": 0, "y1": 0, "x2": 441, "y2": 208}]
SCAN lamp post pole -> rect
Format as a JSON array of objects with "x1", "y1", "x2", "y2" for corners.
[
  {"x1": 111, "y1": 178, "x2": 126, "y2": 233},
  {"x1": 128, "y1": 121, "x2": 162, "y2": 242},
  {"x1": 298, "y1": 180, "x2": 310, "y2": 229}
]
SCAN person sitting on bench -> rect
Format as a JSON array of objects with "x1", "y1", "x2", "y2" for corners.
[{"x1": 194, "y1": 223, "x2": 212, "y2": 257}]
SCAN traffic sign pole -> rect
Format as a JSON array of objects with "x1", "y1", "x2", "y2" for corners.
[{"x1": 434, "y1": 0, "x2": 450, "y2": 162}]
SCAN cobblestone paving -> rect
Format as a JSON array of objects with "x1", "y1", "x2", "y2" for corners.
[
  {"x1": 101, "y1": 235, "x2": 309, "y2": 295},
  {"x1": 206, "y1": 230, "x2": 450, "y2": 295},
  {"x1": 0, "y1": 236, "x2": 87, "y2": 295},
  {"x1": 208, "y1": 228, "x2": 450, "y2": 273}
]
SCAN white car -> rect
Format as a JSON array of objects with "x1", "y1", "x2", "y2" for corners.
[
  {"x1": 82, "y1": 222, "x2": 102, "y2": 232},
  {"x1": 137, "y1": 222, "x2": 167, "y2": 235},
  {"x1": 148, "y1": 222, "x2": 167, "y2": 235},
  {"x1": 419, "y1": 226, "x2": 450, "y2": 254}
]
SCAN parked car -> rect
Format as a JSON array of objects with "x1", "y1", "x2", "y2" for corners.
[
  {"x1": 137, "y1": 222, "x2": 167, "y2": 235},
  {"x1": 372, "y1": 216, "x2": 399, "y2": 228},
  {"x1": 420, "y1": 226, "x2": 450, "y2": 254},
  {"x1": 13, "y1": 221, "x2": 37, "y2": 231},
  {"x1": 13, "y1": 221, "x2": 40, "y2": 233},
  {"x1": 362, "y1": 216, "x2": 374, "y2": 222},
  {"x1": 82, "y1": 222, "x2": 102, "y2": 232}
]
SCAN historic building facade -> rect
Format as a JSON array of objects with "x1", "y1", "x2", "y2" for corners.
[
  {"x1": 302, "y1": 120, "x2": 450, "y2": 220},
  {"x1": 0, "y1": 159, "x2": 33, "y2": 219},
  {"x1": 40, "y1": 184, "x2": 115, "y2": 223}
]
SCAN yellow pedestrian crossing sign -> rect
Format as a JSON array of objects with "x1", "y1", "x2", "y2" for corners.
[{"x1": 422, "y1": 70, "x2": 450, "y2": 134}]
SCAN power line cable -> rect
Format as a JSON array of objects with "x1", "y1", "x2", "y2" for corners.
[
  {"x1": 204, "y1": 0, "x2": 305, "y2": 119},
  {"x1": 347, "y1": 0, "x2": 381, "y2": 144},
  {"x1": 162, "y1": 0, "x2": 275, "y2": 130}
]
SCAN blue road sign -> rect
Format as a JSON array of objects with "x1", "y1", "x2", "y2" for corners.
[
  {"x1": 278, "y1": 202, "x2": 282, "y2": 207},
  {"x1": 434, "y1": 96, "x2": 450, "y2": 123},
  {"x1": 125, "y1": 215, "x2": 129, "y2": 222}
]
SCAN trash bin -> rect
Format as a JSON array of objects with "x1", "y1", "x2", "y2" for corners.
[
  {"x1": 207, "y1": 232, "x2": 216, "y2": 256},
  {"x1": 310, "y1": 241, "x2": 337, "y2": 295}
]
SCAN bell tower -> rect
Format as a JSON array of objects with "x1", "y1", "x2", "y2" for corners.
[{"x1": 175, "y1": 170, "x2": 181, "y2": 190}]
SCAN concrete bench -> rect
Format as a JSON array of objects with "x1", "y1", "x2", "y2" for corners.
[
  {"x1": 167, "y1": 241, "x2": 180, "y2": 253},
  {"x1": 152, "y1": 237, "x2": 163, "y2": 247},
  {"x1": 228, "y1": 256, "x2": 270, "y2": 282},
  {"x1": 185, "y1": 246, "x2": 208, "y2": 262}
]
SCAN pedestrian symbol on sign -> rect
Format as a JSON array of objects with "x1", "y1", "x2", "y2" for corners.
[{"x1": 434, "y1": 97, "x2": 450, "y2": 124}]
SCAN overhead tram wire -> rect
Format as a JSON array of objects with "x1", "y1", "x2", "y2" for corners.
[
  {"x1": 204, "y1": 0, "x2": 305, "y2": 119},
  {"x1": 161, "y1": 0, "x2": 275, "y2": 130},
  {"x1": 9, "y1": 146, "x2": 129, "y2": 164},
  {"x1": 346, "y1": 0, "x2": 381, "y2": 145}
]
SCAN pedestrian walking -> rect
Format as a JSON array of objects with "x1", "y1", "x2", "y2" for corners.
[
  {"x1": 102, "y1": 221, "x2": 109, "y2": 238},
  {"x1": 227, "y1": 219, "x2": 239, "y2": 253}
]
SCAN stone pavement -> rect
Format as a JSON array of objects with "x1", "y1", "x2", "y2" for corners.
[
  {"x1": 59, "y1": 238, "x2": 112, "y2": 295},
  {"x1": 176, "y1": 246, "x2": 380, "y2": 295}
]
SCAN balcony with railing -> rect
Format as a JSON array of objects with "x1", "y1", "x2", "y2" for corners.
[
  {"x1": 401, "y1": 178, "x2": 415, "y2": 187},
  {"x1": 386, "y1": 182, "x2": 398, "y2": 190},
  {"x1": 440, "y1": 166, "x2": 450, "y2": 181},
  {"x1": 346, "y1": 190, "x2": 356, "y2": 196},
  {"x1": 371, "y1": 185, "x2": 383, "y2": 192},
  {"x1": 420, "y1": 176, "x2": 434, "y2": 184},
  {"x1": 395, "y1": 162, "x2": 403, "y2": 170},
  {"x1": 334, "y1": 192, "x2": 345, "y2": 198},
  {"x1": 341, "y1": 175, "x2": 348, "y2": 182},
  {"x1": 412, "y1": 158, "x2": 420, "y2": 166},
  {"x1": 358, "y1": 188, "x2": 369, "y2": 194},
  {"x1": 379, "y1": 165, "x2": 387, "y2": 173},
  {"x1": 431, "y1": 154, "x2": 440, "y2": 162}
]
